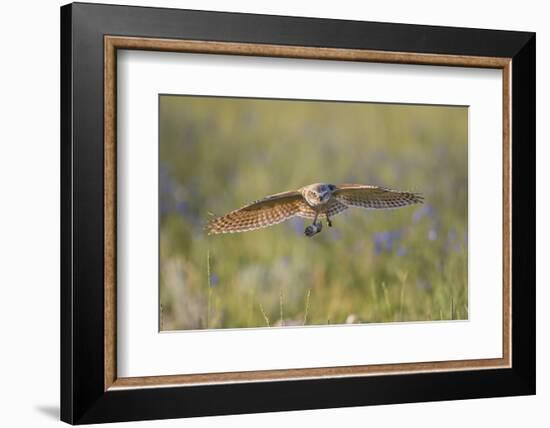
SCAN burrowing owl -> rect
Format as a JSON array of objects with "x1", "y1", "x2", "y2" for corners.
[{"x1": 207, "y1": 183, "x2": 423, "y2": 237}]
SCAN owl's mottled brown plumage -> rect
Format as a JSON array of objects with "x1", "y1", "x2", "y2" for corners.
[{"x1": 207, "y1": 183, "x2": 423, "y2": 236}]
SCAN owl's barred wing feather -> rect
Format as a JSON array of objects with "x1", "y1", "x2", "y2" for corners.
[
  {"x1": 334, "y1": 184, "x2": 423, "y2": 209},
  {"x1": 325, "y1": 199, "x2": 350, "y2": 216},
  {"x1": 207, "y1": 191, "x2": 304, "y2": 234}
]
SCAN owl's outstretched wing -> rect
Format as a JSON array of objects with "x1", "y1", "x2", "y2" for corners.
[
  {"x1": 207, "y1": 190, "x2": 306, "y2": 234},
  {"x1": 334, "y1": 184, "x2": 423, "y2": 209}
]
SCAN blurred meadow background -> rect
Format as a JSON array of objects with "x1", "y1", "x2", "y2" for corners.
[{"x1": 159, "y1": 95, "x2": 468, "y2": 331}]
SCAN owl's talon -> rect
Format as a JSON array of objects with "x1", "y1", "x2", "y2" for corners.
[{"x1": 327, "y1": 218, "x2": 333, "y2": 227}]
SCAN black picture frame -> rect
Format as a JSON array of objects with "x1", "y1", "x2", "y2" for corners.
[{"x1": 61, "y1": 2, "x2": 535, "y2": 424}]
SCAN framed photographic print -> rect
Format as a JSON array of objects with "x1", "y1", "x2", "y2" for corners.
[{"x1": 60, "y1": 2, "x2": 535, "y2": 424}]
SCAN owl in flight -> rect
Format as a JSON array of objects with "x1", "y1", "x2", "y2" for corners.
[{"x1": 207, "y1": 183, "x2": 423, "y2": 237}]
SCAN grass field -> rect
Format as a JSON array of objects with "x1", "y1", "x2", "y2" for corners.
[{"x1": 159, "y1": 95, "x2": 468, "y2": 331}]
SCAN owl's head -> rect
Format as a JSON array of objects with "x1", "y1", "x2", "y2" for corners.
[{"x1": 303, "y1": 183, "x2": 336, "y2": 205}]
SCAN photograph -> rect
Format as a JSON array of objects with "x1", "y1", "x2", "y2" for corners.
[{"x1": 159, "y1": 95, "x2": 468, "y2": 331}]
